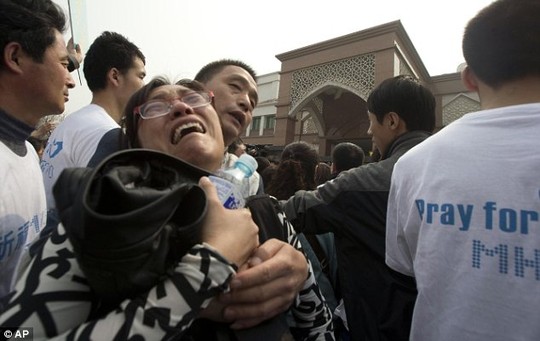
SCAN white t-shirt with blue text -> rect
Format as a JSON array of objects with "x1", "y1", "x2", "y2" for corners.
[
  {"x1": 0, "y1": 141, "x2": 46, "y2": 298},
  {"x1": 386, "y1": 103, "x2": 540, "y2": 341},
  {"x1": 41, "y1": 104, "x2": 119, "y2": 210}
]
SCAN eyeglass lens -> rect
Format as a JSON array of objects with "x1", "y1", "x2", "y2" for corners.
[{"x1": 141, "y1": 92, "x2": 210, "y2": 118}]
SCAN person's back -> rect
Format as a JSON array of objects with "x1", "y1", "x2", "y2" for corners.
[
  {"x1": 325, "y1": 142, "x2": 364, "y2": 336},
  {"x1": 41, "y1": 31, "x2": 146, "y2": 215},
  {"x1": 0, "y1": 0, "x2": 74, "y2": 301},
  {"x1": 283, "y1": 75, "x2": 436, "y2": 340},
  {"x1": 385, "y1": 1, "x2": 540, "y2": 340}
]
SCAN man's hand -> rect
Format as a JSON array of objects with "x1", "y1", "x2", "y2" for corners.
[
  {"x1": 31, "y1": 121, "x2": 57, "y2": 140},
  {"x1": 66, "y1": 37, "x2": 83, "y2": 73},
  {"x1": 218, "y1": 239, "x2": 308, "y2": 329},
  {"x1": 67, "y1": 37, "x2": 83, "y2": 64}
]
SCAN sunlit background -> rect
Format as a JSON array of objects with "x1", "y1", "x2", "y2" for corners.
[{"x1": 53, "y1": 0, "x2": 495, "y2": 115}]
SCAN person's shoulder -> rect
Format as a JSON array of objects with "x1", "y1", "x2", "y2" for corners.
[
  {"x1": 386, "y1": 130, "x2": 437, "y2": 164},
  {"x1": 78, "y1": 104, "x2": 115, "y2": 124},
  {"x1": 395, "y1": 131, "x2": 432, "y2": 150},
  {"x1": 51, "y1": 105, "x2": 94, "y2": 131},
  {"x1": 225, "y1": 152, "x2": 238, "y2": 161},
  {"x1": 58, "y1": 105, "x2": 118, "y2": 135},
  {"x1": 0, "y1": 142, "x2": 33, "y2": 174},
  {"x1": 62, "y1": 104, "x2": 110, "y2": 121},
  {"x1": 86, "y1": 128, "x2": 123, "y2": 167},
  {"x1": 392, "y1": 135, "x2": 438, "y2": 175},
  {"x1": 63, "y1": 104, "x2": 97, "y2": 118},
  {"x1": 316, "y1": 162, "x2": 380, "y2": 195}
]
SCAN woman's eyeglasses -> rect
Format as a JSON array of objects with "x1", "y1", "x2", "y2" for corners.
[{"x1": 134, "y1": 91, "x2": 213, "y2": 119}]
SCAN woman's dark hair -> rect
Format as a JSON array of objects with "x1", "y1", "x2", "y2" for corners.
[
  {"x1": 314, "y1": 162, "x2": 332, "y2": 186},
  {"x1": 266, "y1": 141, "x2": 319, "y2": 200}
]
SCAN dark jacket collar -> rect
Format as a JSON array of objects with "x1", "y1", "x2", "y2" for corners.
[
  {"x1": 383, "y1": 130, "x2": 432, "y2": 160},
  {"x1": 0, "y1": 108, "x2": 34, "y2": 156}
]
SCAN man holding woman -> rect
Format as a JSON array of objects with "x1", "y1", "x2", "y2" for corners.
[{"x1": 0, "y1": 78, "x2": 333, "y2": 340}]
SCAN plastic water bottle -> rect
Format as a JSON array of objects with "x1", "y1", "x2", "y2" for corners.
[{"x1": 209, "y1": 154, "x2": 258, "y2": 209}]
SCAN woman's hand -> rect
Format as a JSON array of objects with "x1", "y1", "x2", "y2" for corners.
[{"x1": 198, "y1": 177, "x2": 259, "y2": 267}]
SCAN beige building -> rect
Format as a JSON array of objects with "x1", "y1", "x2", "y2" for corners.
[{"x1": 242, "y1": 20, "x2": 480, "y2": 159}]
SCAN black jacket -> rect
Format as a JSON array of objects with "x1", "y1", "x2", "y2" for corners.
[{"x1": 283, "y1": 131, "x2": 431, "y2": 341}]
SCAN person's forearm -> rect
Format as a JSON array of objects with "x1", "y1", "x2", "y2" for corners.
[
  {"x1": 285, "y1": 213, "x2": 335, "y2": 340},
  {"x1": 75, "y1": 244, "x2": 237, "y2": 340},
  {"x1": 7, "y1": 244, "x2": 236, "y2": 341},
  {"x1": 289, "y1": 261, "x2": 335, "y2": 340}
]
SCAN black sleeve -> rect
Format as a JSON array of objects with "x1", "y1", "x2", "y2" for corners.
[{"x1": 86, "y1": 128, "x2": 123, "y2": 167}]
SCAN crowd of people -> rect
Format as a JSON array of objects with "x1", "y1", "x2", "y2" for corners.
[{"x1": 0, "y1": 0, "x2": 539, "y2": 340}]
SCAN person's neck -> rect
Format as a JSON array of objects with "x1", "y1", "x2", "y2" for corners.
[
  {"x1": 0, "y1": 83, "x2": 40, "y2": 127},
  {"x1": 479, "y1": 77, "x2": 540, "y2": 110},
  {"x1": 91, "y1": 92, "x2": 123, "y2": 123}
]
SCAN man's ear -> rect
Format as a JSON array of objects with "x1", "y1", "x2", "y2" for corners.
[
  {"x1": 461, "y1": 65, "x2": 479, "y2": 92},
  {"x1": 387, "y1": 111, "x2": 400, "y2": 129},
  {"x1": 3, "y1": 42, "x2": 25, "y2": 74},
  {"x1": 108, "y1": 67, "x2": 121, "y2": 86},
  {"x1": 386, "y1": 111, "x2": 408, "y2": 134}
]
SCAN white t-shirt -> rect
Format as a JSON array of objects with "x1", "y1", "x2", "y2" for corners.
[
  {"x1": 41, "y1": 104, "x2": 119, "y2": 210},
  {"x1": 386, "y1": 103, "x2": 540, "y2": 341},
  {"x1": 0, "y1": 142, "x2": 47, "y2": 298}
]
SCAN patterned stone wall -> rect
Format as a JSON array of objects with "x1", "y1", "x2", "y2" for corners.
[
  {"x1": 399, "y1": 58, "x2": 414, "y2": 78},
  {"x1": 442, "y1": 94, "x2": 481, "y2": 126},
  {"x1": 290, "y1": 54, "x2": 376, "y2": 111}
]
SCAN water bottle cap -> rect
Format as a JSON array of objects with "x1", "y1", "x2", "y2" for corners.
[{"x1": 235, "y1": 154, "x2": 258, "y2": 177}]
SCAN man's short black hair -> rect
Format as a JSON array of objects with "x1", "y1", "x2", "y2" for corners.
[
  {"x1": 367, "y1": 75, "x2": 435, "y2": 133},
  {"x1": 332, "y1": 142, "x2": 365, "y2": 173},
  {"x1": 463, "y1": 0, "x2": 540, "y2": 88},
  {"x1": 194, "y1": 59, "x2": 257, "y2": 84},
  {"x1": 0, "y1": 0, "x2": 66, "y2": 66},
  {"x1": 83, "y1": 31, "x2": 145, "y2": 92}
]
